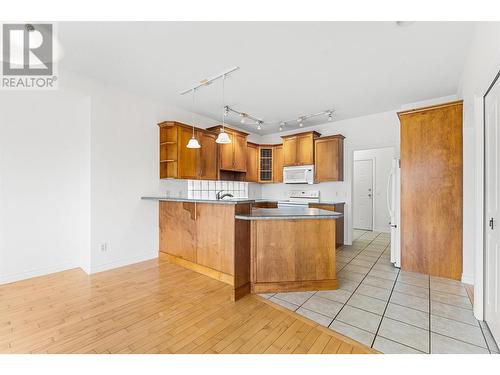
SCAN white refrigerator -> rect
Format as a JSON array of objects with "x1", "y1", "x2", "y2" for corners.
[{"x1": 387, "y1": 159, "x2": 401, "y2": 268}]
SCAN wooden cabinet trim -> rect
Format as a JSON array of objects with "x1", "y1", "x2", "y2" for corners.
[
  {"x1": 206, "y1": 125, "x2": 250, "y2": 137},
  {"x1": 397, "y1": 100, "x2": 463, "y2": 118},
  {"x1": 280, "y1": 130, "x2": 321, "y2": 140}
]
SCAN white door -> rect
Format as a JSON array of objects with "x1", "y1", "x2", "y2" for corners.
[
  {"x1": 485, "y1": 74, "x2": 500, "y2": 342},
  {"x1": 353, "y1": 159, "x2": 373, "y2": 230}
]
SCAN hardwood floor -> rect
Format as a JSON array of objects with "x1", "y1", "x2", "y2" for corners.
[{"x1": 0, "y1": 254, "x2": 375, "y2": 354}]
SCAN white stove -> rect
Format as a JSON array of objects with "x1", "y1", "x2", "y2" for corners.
[{"x1": 278, "y1": 190, "x2": 320, "y2": 207}]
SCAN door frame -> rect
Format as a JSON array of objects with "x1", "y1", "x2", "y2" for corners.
[
  {"x1": 346, "y1": 145, "x2": 396, "y2": 246},
  {"x1": 478, "y1": 68, "x2": 500, "y2": 321},
  {"x1": 353, "y1": 158, "x2": 375, "y2": 231}
]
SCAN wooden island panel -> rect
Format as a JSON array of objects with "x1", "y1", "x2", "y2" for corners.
[
  {"x1": 159, "y1": 201, "x2": 197, "y2": 262},
  {"x1": 250, "y1": 218, "x2": 337, "y2": 293},
  {"x1": 159, "y1": 201, "x2": 251, "y2": 301}
]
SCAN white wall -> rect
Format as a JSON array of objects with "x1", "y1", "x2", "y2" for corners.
[
  {"x1": 457, "y1": 23, "x2": 500, "y2": 315},
  {"x1": 0, "y1": 91, "x2": 90, "y2": 283},
  {"x1": 260, "y1": 110, "x2": 400, "y2": 244},
  {"x1": 0, "y1": 69, "x2": 231, "y2": 281},
  {"x1": 354, "y1": 147, "x2": 394, "y2": 233}
]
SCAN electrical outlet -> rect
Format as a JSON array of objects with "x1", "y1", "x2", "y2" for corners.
[{"x1": 99, "y1": 243, "x2": 107, "y2": 252}]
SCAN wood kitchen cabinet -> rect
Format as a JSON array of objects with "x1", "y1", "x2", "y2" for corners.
[
  {"x1": 282, "y1": 131, "x2": 321, "y2": 166},
  {"x1": 207, "y1": 126, "x2": 249, "y2": 173},
  {"x1": 197, "y1": 131, "x2": 218, "y2": 180},
  {"x1": 159, "y1": 201, "x2": 252, "y2": 301},
  {"x1": 259, "y1": 146, "x2": 273, "y2": 182},
  {"x1": 283, "y1": 136, "x2": 297, "y2": 166},
  {"x1": 308, "y1": 203, "x2": 345, "y2": 248},
  {"x1": 159, "y1": 201, "x2": 197, "y2": 262},
  {"x1": 158, "y1": 121, "x2": 218, "y2": 180},
  {"x1": 314, "y1": 135, "x2": 344, "y2": 182},
  {"x1": 273, "y1": 145, "x2": 284, "y2": 182},
  {"x1": 246, "y1": 142, "x2": 259, "y2": 182},
  {"x1": 399, "y1": 101, "x2": 463, "y2": 280}
]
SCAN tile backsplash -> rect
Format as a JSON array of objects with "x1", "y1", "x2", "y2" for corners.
[{"x1": 188, "y1": 180, "x2": 249, "y2": 199}]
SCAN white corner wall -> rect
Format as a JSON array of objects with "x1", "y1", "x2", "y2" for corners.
[
  {"x1": 0, "y1": 69, "x2": 227, "y2": 282},
  {"x1": 458, "y1": 22, "x2": 500, "y2": 316},
  {"x1": 0, "y1": 91, "x2": 91, "y2": 283}
]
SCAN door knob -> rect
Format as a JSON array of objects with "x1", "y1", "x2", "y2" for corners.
[{"x1": 489, "y1": 217, "x2": 494, "y2": 230}]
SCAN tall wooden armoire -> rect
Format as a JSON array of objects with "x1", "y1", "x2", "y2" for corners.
[{"x1": 398, "y1": 100, "x2": 463, "y2": 280}]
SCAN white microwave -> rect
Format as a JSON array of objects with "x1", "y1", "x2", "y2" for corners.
[{"x1": 283, "y1": 165, "x2": 315, "y2": 184}]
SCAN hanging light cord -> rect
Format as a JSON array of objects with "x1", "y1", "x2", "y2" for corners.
[
  {"x1": 221, "y1": 74, "x2": 226, "y2": 131},
  {"x1": 192, "y1": 88, "x2": 196, "y2": 137}
]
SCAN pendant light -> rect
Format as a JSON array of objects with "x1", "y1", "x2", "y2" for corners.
[
  {"x1": 216, "y1": 74, "x2": 232, "y2": 144},
  {"x1": 186, "y1": 88, "x2": 201, "y2": 149}
]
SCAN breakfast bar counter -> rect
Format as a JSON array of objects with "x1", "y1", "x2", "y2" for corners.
[
  {"x1": 236, "y1": 208, "x2": 341, "y2": 295},
  {"x1": 144, "y1": 197, "x2": 341, "y2": 301}
]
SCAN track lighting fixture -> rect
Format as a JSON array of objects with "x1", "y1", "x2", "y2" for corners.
[{"x1": 180, "y1": 68, "x2": 335, "y2": 135}]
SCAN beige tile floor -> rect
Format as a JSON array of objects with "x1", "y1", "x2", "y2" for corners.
[{"x1": 260, "y1": 229, "x2": 500, "y2": 354}]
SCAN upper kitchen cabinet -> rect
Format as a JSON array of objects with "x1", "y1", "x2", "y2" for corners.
[
  {"x1": 314, "y1": 135, "x2": 345, "y2": 182},
  {"x1": 246, "y1": 142, "x2": 259, "y2": 182},
  {"x1": 158, "y1": 121, "x2": 218, "y2": 180},
  {"x1": 207, "y1": 126, "x2": 249, "y2": 173},
  {"x1": 259, "y1": 146, "x2": 273, "y2": 183},
  {"x1": 282, "y1": 131, "x2": 321, "y2": 166},
  {"x1": 197, "y1": 130, "x2": 218, "y2": 180},
  {"x1": 273, "y1": 145, "x2": 283, "y2": 183}
]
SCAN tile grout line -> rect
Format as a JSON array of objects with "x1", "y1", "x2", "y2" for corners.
[
  {"x1": 328, "y1": 233, "x2": 391, "y2": 335},
  {"x1": 370, "y1": 259, "x2": 400, "y2": 349},
  {"x1": 428, "y1": 273, "x2": 431, "y2": 354},
  {"x1": 297, "y1": 230, "x2": 383, "y2": 325},
  {"x1": 477, "y1": 315, "x2": 492, "y2": 353}
]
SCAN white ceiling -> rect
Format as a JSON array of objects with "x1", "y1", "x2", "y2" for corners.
[{"x1": 58, "y1": 22, "x2": 474, "y2": 134}]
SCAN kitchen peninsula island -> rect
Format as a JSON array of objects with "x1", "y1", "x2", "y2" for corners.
[{"x1": 142, "y1": 197, "x2": 342, "y2": 301}]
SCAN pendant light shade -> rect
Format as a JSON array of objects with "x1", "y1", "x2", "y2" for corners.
[
  {"x1": 216, "y1": 129, "x2": 231, "y2": 144},
  {"x1": 187, "y1": 136, "x2": 201, "y2": 148}
]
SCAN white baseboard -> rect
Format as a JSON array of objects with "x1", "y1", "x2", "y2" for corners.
[
  {"x1": 0, "y1": 261, "x2": 79, "y2": 285},
  {"x1": 90, "y1": 251, "x2": 158, "y2": 274},
  {"x1": 462, "y1": 274, "x2": 474, "y2": 285}
]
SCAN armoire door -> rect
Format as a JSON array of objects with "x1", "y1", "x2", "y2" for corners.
[{"x1": 399, "y1": 101, "x2": 463, "y2": 280}]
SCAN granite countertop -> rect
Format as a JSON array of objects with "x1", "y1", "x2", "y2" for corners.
[
  {"x1": 141, "y1": 196, "x2": 255, "y2": 204},
  {"x1": 235, "y1": 207, "x2": 343, "y2": 220}
]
